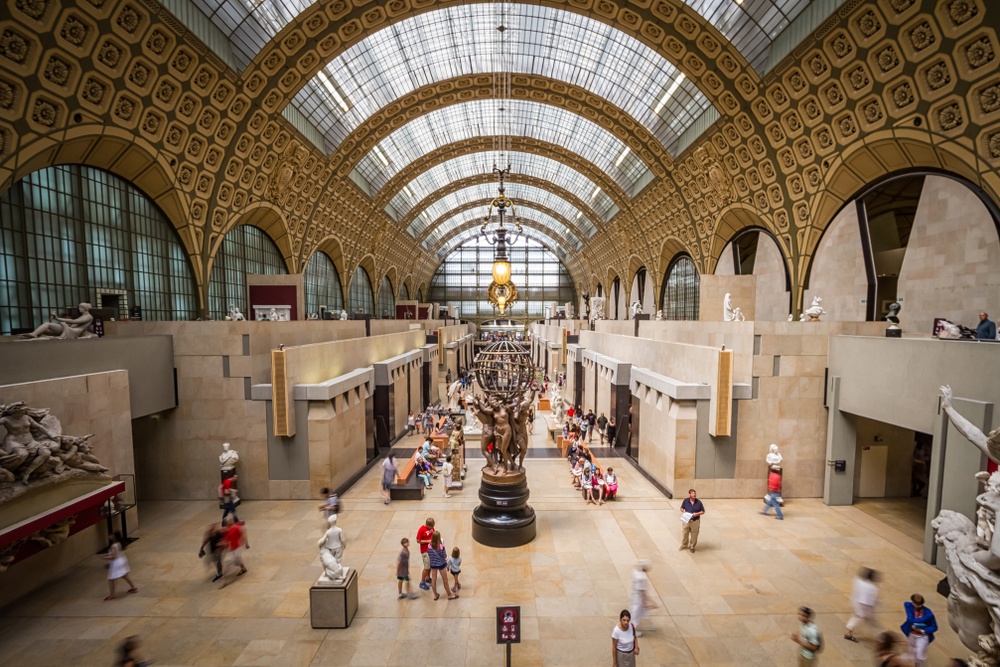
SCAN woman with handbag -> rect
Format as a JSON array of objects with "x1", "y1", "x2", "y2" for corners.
[{"x1": 611, "y1": 609, "x2": 639, "y2": 667}]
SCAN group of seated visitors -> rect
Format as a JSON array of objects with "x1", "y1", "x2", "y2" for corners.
[{"x1": 567, "y1": 437, "x2": 618, "y2": 504}]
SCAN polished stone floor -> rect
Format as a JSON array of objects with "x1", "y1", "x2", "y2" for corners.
[{"x1": 0, "y1": 415, "x2": 967, "y2": 666}]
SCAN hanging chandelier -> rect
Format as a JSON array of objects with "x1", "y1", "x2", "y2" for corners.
[{"x1": 483, "y1": 0, "x2": 521, "y2": 312}]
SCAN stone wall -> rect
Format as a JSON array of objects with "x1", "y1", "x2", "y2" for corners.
[
  {"x1": 898, "y1": 176, "x2": 1000, "y2": 335},
  {"x1": 804, "y1": 203, "x2": 867, "y2": 322},
  {"x1": 699, "y1": 275, "x2": 755, "y2": 322},
  {"x1": 752, "y1": 234, "x2": 791, "y2": 321},
  {"x1": 307, "y1": 392, "x2": 368, "y2": 498}
]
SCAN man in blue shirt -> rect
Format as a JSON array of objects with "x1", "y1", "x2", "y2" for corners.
[
  {"x1": 977, "y1": 312, "x2": 997, "y2": 340},
  {"x1": 679, "y1": 488, "x2": 706, "y2": 553}
]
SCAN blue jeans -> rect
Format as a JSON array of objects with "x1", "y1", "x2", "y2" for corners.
[
  {"x1": 762, "y1": 493, "x2": 783, "y2": 519},
  {"x1": 222, "y1": 501, "x2": 240, "y2": 524}
]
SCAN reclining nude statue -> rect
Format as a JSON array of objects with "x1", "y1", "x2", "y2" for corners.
[
  {"x1": 17, "y1": 302, "x2": 97, "y2": 340},
  {"x1": 933, "y1": 385, "x2": 1000, "y2": 667}
]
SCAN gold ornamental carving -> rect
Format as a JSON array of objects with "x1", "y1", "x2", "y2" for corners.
[{"x1": 266, "y1": 145, "x2": 306, "y2": 203}]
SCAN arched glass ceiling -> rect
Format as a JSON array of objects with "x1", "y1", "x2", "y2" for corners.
[
  {"x1": 680, "y1": 0, "x2": 835, "y2": 75},
  {"x1": 405, "y1": 184, "x2": 596, "y2": 239},
  {"x1": 435, "y1": 225, "x2": 574, "y2": 264},
  {"x1": 355, "y1": 99, "x2": 650, "y2": 195},
  {"x1": 385, "y1": 152, "x2": 618, "y2": 223},
  {"x1": 292, "y1": 4, "x2": 710, "y2": 155},
  {"x1": 189, "y1": 0, "x2": 313, "y2": 70},
  {"x1": 423, "y1": 205, "x2": 583, "y2": 251}
]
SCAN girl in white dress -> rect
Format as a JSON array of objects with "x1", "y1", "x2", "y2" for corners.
[{"x1": 103, "y1": 531, "x2": 138, "y2": 600}]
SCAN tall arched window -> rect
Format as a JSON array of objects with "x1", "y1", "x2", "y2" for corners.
[
  {"x1": 0, "y1": 165, "x2": 198, "y2": 334},
  {"x1": 376, "y1": 276, "x2": 395, "y2": 318},
  {"x1": 611, "y1": 276, "x2": 622, "y2": 319},
  {"x1": 304, "y1": 251, "x2": 344, "y2": 316},
  {"x1": 399, "y1": 283, "x2": 410, "y2": 301},
  {"x1": 660, "y1": 254, "x2": 700, "y2": 320},
  {"x1": 349, "y1": 266, "x2": 374, "y2": 315},
  {"x1": 208, "y1": 225, "x2": 287, "y2": 319}
]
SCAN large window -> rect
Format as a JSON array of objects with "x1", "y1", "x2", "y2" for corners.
[
  {"x1": 427, "y1": 237, "x2": 575, "y2": 320},
  {"x1": 0, "y1": 165, "x2": 198, "y2": 334},
  {"x1": 304, "y1": 251, "x2": 344, "y2": 316},
  {"x1": 660, "y1": 255, "x2": 700, "y2": 321},
  {"x1": 399, "y1": 283, "x2": 409, "y2": 301},
  {"x1": 208, "y1": 225, "x2": 287, "y2": 319},
  {"x1": 349, "y1": 266, "x2": 374, "y2": 315},
  {"x1": 376, "y1": 277, "x2": 395, "y2": 318}
]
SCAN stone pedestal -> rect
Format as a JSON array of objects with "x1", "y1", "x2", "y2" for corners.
[
  {"x1": 472, "y1": 470, "x2": 536, "y2": 548},
  {"x1": 310, "y1": 569, "x2": 359, "y2": 628}
]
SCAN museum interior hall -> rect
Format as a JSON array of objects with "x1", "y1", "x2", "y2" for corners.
[{"x1": 1, "y1": 0, "x2": 1000, "y2": 665}]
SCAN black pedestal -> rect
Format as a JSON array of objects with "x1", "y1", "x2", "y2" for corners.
[{"x1": 472, "y1": 471, "x2": 536, "y2": 548}]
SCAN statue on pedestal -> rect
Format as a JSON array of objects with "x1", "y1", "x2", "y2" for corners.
[
  {"x1": 590, "y1": 297, "x2": 606, "y2": 323},
  {"x1": 339, "y1": 310, "x2": 348, "y2": 320},
  {"x1": 219, "y1": 443, "x2": 239, "y2": 472},
  {"x1": 630, "y1": 300, "x2": 643, "y2": 319},
  {"x1": 228, "y1": 306, "x2": 245, "y2": 322},
  {"x1": 932, "y1": 385, "x2": 1000, "y2": 667},
  {"x1": 655, "y1": 310, "x2": 664, "y2": 321},
  {"x1": 723, "y1": 293, "x2": 745, "y2": 322},
  {"x1": 448, "y1": 381, "x2": 463, "y2": 412},
  {"x1": 799, "y1": 296, "x2": 826, "y2": 321},
  {"x1": 766, "y1": 444, "x2": 783, "y2": 467},
  {"x1": 885, "y1": 302, "x2": 901, "y2": 324},
  {"x1": 17, "y1": 303, "x2": 97, "y2": 340},
  {"x1": 318, "y1": 514, "x2": 348, "y2": 584}
]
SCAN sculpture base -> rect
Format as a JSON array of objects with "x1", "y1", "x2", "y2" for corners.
[
  {"x1": 310, "y1": 568, "x2": 358, "y2": 628},
  {"x1": 472, "y1": 470, "x2": 536, "y2": 548}
]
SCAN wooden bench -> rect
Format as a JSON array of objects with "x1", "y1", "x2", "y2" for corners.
[
  {"x1": 389, "y1": 453, "x2": 425, "y2": 500},
  {"x1": 572, "y1": 444, "x2": 617, "y2": 500}
]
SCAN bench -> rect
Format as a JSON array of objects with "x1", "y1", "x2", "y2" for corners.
[
  {"x1": 572, "y1": 444, "x2": 617, "y2": 501},
  {"x1": 389, "y1": 453, "x2": 426, "y2": 501}
]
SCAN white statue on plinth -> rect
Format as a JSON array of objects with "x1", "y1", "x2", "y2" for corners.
[
  {"x1": 766, "y1": 443, "x2": 783, "y2": 467},
  {"x1": 799, "y1": 296, "x2": 826, "y2": 321},
  {"x1": 655, "y1": 310, "x2": 664, "y2": 321},
  {"x1": 552, "y1": 392, "x2": 565, "y2": 425},
  {"x1": 723, "y1": 293, "x2": 745, "y2": 322},
  {"x1": 448, "y1": 381, "x2": 463, "y2": 412},
  {"x1": 339, "y1": 310, "x2": 348, "y2": 320},
  {"x1": 219, "y1": 442, "x2": 239, "y2": 472},
  {"x1": 17, "y1": 302, "x2": 97, "y2": 340},
  {"x1": 228, "y1": 306, "x2": 245, "y2": 322},
  {"x1": 630, "y1": 300, "x2": 643, "y2": 318},
  {"x1": 318, "y1": 514, "x2": 348, "y2": 584},
  {"x1": 590, "y1": 297, "x2": 606, "y2": 323}
]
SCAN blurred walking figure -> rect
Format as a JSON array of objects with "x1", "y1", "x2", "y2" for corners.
[
  {"x1": 844, "y1": 567, "x2": 880, "y2": 642},
  {"x1": 102, "y1": 531, "x2": 138, "y2": 601}
]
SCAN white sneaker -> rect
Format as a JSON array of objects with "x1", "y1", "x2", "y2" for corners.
[{"x1": 444, "y1": 494, "x2": 452, "y2": 498}]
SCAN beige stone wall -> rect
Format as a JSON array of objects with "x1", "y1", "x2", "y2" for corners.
[
  {"x1": 594, "y1": 321, "x2": 633, "y2": 336},
  {"x1": 283, "y1": 331, "x2": 424, "y2": 387},
  {"x1": 897, "y1": 176, "x2": 1000, "y2": 335},
  {"x1": 370, "y1": 320, "x2": 423, "y2": 336},
  {"x1": 0, "y1": 371, "x2": 136, "y2": 609},
  {"x1": 391, "y1": 371, "x2": 410, "y2": 438},
  {"x1": 408, "y1": 363, "x2": 422, "y2": 414},
  {"x1": 804, "y1": 203, "x2": 867, "y2": 322},
  {"x1": 307, "y1": 392, "x2": 368, "y2": 498},
  {"x1": 753, "y1": 234, "x2": 791, "y2": 321},
  {"x1": 636, "y1": 396, "x2": 697, "y2": 494},
  {"x1": 852, "y1": 417, "x2": 915, "y2": 499},
  {"x1": 640, "y1": 321, "x2": 754, "y2": 384},
  {"x1": 700, "y1": 275, "x2": 755, "y2": 322}
]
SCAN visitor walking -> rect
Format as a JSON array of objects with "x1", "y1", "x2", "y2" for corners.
[
  {"x1": 844, "y1": 567, "x2": 880, "y2": 642},
  {"x1": 611, "y1": 609, "x2": 639, "y2": 667},
  {"x1": 791, "y1": 606, "x2": 821, "y2": 666},
  {"x1": 381, "y1": 453, "x2": 397, "y2": 505},
  {"x1": 448, "y1": 546, "x2": 462, "y2": 593},
  {"x1": 102, "y1": 531, "x2": 138, "y2": 600},
  {"x1": 679, "y1": 488, "x2": 705, "y2": 552},
  {"x1": 198, "y1": 522, "x2": 226, "y2": 582},
  {"x1": 427, "y1": 531, "x2": 458, "y2": 600},
  {"x1": 630, "y1": 560, "x2": 656, "y2": 637},
  {"x1": 900, "y1": 593, "x2": 937, "y2": 667},
  {"x1": 417, "y1": 517, "x2": 434, "y2": 590},
  {"x1": 115, "y1": 635, "x2": 153, "y2": 667},
  {"x1": 220, "y1": 516, "x2": 248, "y2": 586}
]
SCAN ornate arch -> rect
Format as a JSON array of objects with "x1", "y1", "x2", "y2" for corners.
[
  {"x1": 704, "y1": 203, "x2": 783, "y2": 275},
  {"x1": 374, "y1": 137, "x2": 632, "y2": 211},
  {"x1": 0, "y1": 127, "x2": 202, "y2": 286},
  {"x1": 331, "y1": 74, "x2": 675, "y2": 176},
  {"x1": 209, "y1": 201, "x2": 296, "y2": 275},
  {"x1": 242, "y1": 0, "x2": 755, "y2": 127}
]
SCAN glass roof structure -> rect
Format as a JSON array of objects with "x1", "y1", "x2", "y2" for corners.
[
  {"x1": 292, "y1": 4, "x2": 710, "y2": 155},
  {"x1": 404, "y1": 184, "x2": 596, "y2": 239},
  {"x1": 189, "y1": 0, "x2": 313, "y2": 70},
  {"x1": 423, "y1": 205, "x2": 583, "y2": 251},
  {"x1": 384, "y1": 152, "x2": 618, "y2": 223},
  {"x1": 436, "y1": 225, "x2": 574, "y2": 263},
  {"x1": 354, "y1": 99, "x2": 650, "y2": 195}
]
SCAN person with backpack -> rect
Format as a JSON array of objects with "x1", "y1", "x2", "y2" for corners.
[
  {"x1": 611, "y1": 609, "x2": 639, "y2": 667},
  {"x1": 791, "y1": 606, "x2": 822, "y2": 666}
]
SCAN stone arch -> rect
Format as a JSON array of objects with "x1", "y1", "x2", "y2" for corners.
[
  {"x1": 209, "y1": 201, "x2": 295, "y2": 277},
  {"x1": 243, "y1": 0, "x2": 754, "y2": 130},
  {"x1": 657, "y1": 235, "x2": 694, "y2": 307},
  {"x1": 705, "y1": 203, "x2": 783, "y2": 275},
  {"x1": 307, "y1": 235, "x2": 348, "y2": 288},
  {"x1": 0, "y1": 127, "x2": 202, "y2": 286}
]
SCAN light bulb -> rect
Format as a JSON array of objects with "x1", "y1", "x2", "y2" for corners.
[{"x1": 492, "y1": 259, "x2": 511, "y2": 285}]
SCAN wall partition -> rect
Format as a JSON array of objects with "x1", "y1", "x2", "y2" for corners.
[{"x1": 0, "y1": 165, "x2": 198, "y2": 335}]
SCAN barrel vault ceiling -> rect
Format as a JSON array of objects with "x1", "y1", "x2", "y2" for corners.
[{"x1": 0, "y1": 0, "x2": 997, "y2": 312}]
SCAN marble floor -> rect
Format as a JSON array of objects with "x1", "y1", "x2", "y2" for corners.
[{"x1": 0, "y1": 416, "x2": 968, "y2": 666}]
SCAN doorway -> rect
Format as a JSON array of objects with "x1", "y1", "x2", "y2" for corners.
[{"x1": 852, "y1": 416, "x2": 930, "y2": 543}]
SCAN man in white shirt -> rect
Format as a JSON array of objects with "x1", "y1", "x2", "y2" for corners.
[{"x1": 844, "y1": 567, "x2": 880, "y2": 642}]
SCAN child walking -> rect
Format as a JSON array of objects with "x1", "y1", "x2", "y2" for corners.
[
  {"x1": 396, "y1": 538, "x2": 417, "y2": 599},
  {"x1": 103, "y1": 531, "x2": 138, "y2": 600},
  {"x1": 448, "y1": 546, "x2": 462, "y2": 593}
]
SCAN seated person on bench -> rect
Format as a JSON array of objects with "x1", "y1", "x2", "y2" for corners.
[
  {"x1": 571, "y1": 455, "x2": 586, "y2": 488},
  {"x1": 421, "y1": 437, "x2": 441, "y2": 462},
  {"x1": 414, "y1": 452, "x2": 435, "y2": 487},
  {"x1": 604, "y1": 467, "x2": 618, "y2": 500}
]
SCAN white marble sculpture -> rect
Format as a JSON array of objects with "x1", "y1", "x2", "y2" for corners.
[
  {"x1": 448, "y1": 381, "x2": 463, "y2": 412},
  {"x1": 0, "y1": 402, "x2": 109, "y2": 497},
  {"x1": 17, "y1": 302, "x2": 97, "y2": 340},
  {"x1": 228, "y1": 306, "x2": 245, "y2": 322},
  {"x1": 655, "y1": 310, "x2": 665, "y2": 321},
  {"x1": 339, "y1": 310, "x2": 348, "y2": 320},
  {"x1": 933, "y1": 385, "x2": 1000, "y2": 667},
  {"x1": 219, "y1": 442, "x2": 239, "y2": 472},
  {"x1": 589, "y1": 297, "x2": 606, "y2": 323},
  {"x1": 723, "y1": 293, "x2": 746, "y2": 322},
  {"x1": 551, "y1": 391, "x2": 565, "y2": 425},
  {"x1": 938, "y1": 320, "x2": 963, "y2": 339},
  {"x1": 799, "y1": 296, "x2": 826, "y2": 322},
  {"x1": 766, "y1": 444, "x2": 783, "y2": 466},
  {"x1": 630, "y1": 300, "x2": 643, "y2": 318},
  {"x1": 318, "y1": 514, "x2": 348, "y2": 584}
]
